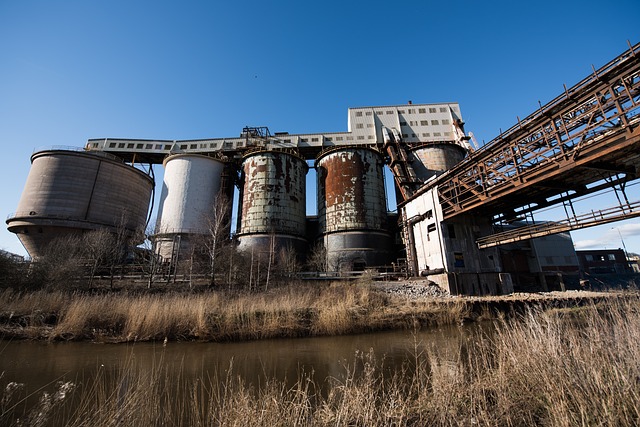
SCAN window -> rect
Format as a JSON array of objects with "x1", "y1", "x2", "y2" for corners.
[
  {"x1": 585, "y1": 255, "x2": 594, "y2": 261},
  {"x1": 118, "y1": 143, "x2": 125, "y2": 148},
  {"x1": 347, "y1": 136, "x2": 354, "y2": 140},
  {"x1": 420, "y1": 120, "x2": 428, "y2": 126},
  {"x1": 300, "y1": 138, "x2": 308, "y2": 142},
  {"x1": 408, "y1": 109, "x2": 415, "y2": 114},
  {"x1": 144, "y1": 144, "x2": 152, "y2": 149},
  {"x1": 422, "y1": 132, "x2": 431, "y2": 137},
  {"x1": 355, "y1": 111, "x2": 363, "y2": 117},
  {"x1": 180, "y1": 144, "x2": 188, "y2": 149},
  {"x1": 608, "y1": 254, "x2": 616, "y2": 261},
  {"x1": 376, "y1": 111, "x2": 384, "y2": 115},
  {"x1": 442, "y1": 119, "x2": 450, "y2": 125},
  {"x1": 357, "y1": 136, "x2": 364, "y2": 140},
  {"x1": 325, "y1": 137, "x2": 332, "y2": 142},
  {"x1": 336, "y1": 136, "x2": 343, "y2": 141},
  {"x1": 431, "y1": 120, "x2": 439, "y2": 125},
  {"x1": 365, "y1": 111, "x2": 372, "y2": 116},
  {"x1": 368, "y1": 135, "x2": 374, "y2": 139},
  {"x1": 155, "y1": 144, "x2": 163, "y2": 149},
  {"x1": 411, "y1": 133, "x2": 416, "y2": 137},
  {"x1": 398, "y1": 110, "x2": 405, "y2": 114},
  {"x1": 439, "y1": 107, "x2": 447, "y2": 112},
  {"x1": 356, "y1": 123, "x2": 364, "y2": 129},
  {"x1": 429, "y1": 108, "x2": 437, "y2": 113},
  {"x1": 209, "y1": 143, "x2": 217, "y2": 148},
  {"x1": 190, "y1": 144, "x2": 197, "y2": 149},
  {"x1": 386, "y1": 110, "x2": 394, "y2": 114},
  {"x1": 311, "y1": 137, "x2": 319, "y2": 142},
  {"x1": 223, "y1": 142, "x2": 232, "y2": 148},
  {"x1": 109, "y1": 142, "x2": 116, "y2": 148},
  {"x1": 447, "y1": 224, "x2": 456, "y2": 238},
  {"x1": 367, "y1": 123, "x2": 374, "y2": 128},
  {"x1": 433, "y1": 132, "x2": 441, "y2": 137},
  {"x1": 400, "y1": 121, "x2": 407, "y2": 126},
  {"x1": 427, "y1": 223, "x2": 436, "y2": 233},
  {"x1": 418, "y1": 108, "x2": 426, "y2": 113},
  {"x1": 402, "y1": 134, "x2": 408, "y2": 138}
]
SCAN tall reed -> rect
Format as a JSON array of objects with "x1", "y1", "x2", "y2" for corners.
[{"x1": 3, "y1": 297, "x2": 639, "y2": 426}]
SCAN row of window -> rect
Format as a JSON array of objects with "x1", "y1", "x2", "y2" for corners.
[
  {"x1": 107, "y1": 141, "x2": 239, "y2": 150},
  {"x1": 354, "y1": 106, "x2": 455, "y2": 117},
  {"x1": 354, "y1": 119, "x2": 451, "y2": 129},
  {"x1": 104, "y1": 127, "x2": 455, "y2": 151}
]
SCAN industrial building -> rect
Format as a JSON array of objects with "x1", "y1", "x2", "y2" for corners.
[{"x1": 6, "y1": 42, "x2": 640, "y2": 296}]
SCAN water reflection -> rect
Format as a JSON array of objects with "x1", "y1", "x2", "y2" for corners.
[{"x1": 1, "y1": 323, "x2": 486, "y2": 420}]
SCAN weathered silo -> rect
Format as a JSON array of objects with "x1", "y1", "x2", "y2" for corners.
[
  {"x1": 153, "y1": 154, "x2": 229, "y2": 262},
  {"x1": 316, "y1": 146, "x2": 391, "y2": 271},
  {"x1": 236, "y1": 150, "x2": 308, "y2": 255},
  {"x1": 409, "y1": 143, "x2": 467, "y2": 182},
  {"x1": 6, "y1": 149, "x2": 153, "y2": 259}
]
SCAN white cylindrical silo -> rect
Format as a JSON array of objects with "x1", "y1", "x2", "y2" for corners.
[{"x1": 153, "y1": 154, "x2": 226, "y2": 261}]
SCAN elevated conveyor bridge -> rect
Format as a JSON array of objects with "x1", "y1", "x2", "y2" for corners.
[{"x1": 410, "y1": 42, "x2": 640, "y2": 248}]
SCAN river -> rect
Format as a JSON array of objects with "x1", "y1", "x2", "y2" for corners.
[{"x1": 1, "y1": 324, "x2": 483, "y2": 424}]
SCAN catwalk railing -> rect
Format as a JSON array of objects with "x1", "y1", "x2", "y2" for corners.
[{"x1": 430, "y1": 42, "x2": 640, "y2": 220}]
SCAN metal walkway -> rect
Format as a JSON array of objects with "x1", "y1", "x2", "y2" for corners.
[{"x1": 414, "y1": 42, "x2": 640, "y2": 247}]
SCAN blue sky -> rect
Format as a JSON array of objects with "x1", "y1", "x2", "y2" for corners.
[{"x1": 1, "y1": 0, "x2": 639, "y2": 257}]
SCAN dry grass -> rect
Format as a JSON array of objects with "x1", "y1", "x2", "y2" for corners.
[
  {"x1": 3, "y1": 297, "x2": 639, "y2": 426},
  {"x1": 0, "y1": 283, "x2": 627, "y2": 343}
]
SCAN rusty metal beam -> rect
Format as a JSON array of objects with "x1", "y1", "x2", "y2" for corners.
[{"x1": 415, "y1": 43, "x2": 640, "y2": 223}]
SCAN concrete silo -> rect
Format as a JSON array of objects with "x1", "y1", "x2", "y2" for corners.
[
  {"x1": 153, "y1": 154, "x2": 229, "y2": 262},
  {"x1": 316, "y1": 146, "x2": 391, "y2": 271},
  {"x1": 6, "y1": 149, "x2": 154, "y2": 259},
  {"x1": 236, "y1": 149, "x2": 308, "y2": 254},
  {"x1": 409, "y1": 143, "x2": 467, "y2": 182}
]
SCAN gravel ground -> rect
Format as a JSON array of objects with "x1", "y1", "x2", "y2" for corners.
[
  {"x1": 371, "y1": 279, "x2": 632, "y2": 301},
  {"x1": 372, "y1": 279, "x2": 452, "y2": 299}
]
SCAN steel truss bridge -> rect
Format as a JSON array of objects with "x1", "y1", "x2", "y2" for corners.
[{"x1": 409, "y1": 42, "x2": 640, "y2": 248}]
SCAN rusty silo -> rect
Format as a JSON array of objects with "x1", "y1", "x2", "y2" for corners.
[
  {"x1": 409, "y1": 143, "x2": 467, "y2": 182},
  {"x1": 153, "y1": 154, "x2": 231, "y2": 262},
  {"x1": 6, "y1": 149, "x2": 153, "y2": 259},
  {"x1": 316, "y1": 146, "x2": 391, "y2": 271},
  {"x1": 236, "y1": 149, "x2": 308, "y2": 254}
]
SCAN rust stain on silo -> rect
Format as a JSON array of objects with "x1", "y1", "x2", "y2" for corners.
[{"x1": 317, "y1": 147, "x2": 386, "y2": 233}]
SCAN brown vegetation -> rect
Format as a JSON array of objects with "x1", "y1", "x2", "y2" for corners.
[
  {"x1": 2, "y1": 297, "x2": 639, "y2": 426},
  {"x1": 0, "y1": 282, "x2": 478, "y2": 342}
]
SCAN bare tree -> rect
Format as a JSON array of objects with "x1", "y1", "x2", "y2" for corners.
[
  {"x1": 83, "y1": 229, "x2": 117, "y2": 287},
  {"x1": 30, "y1": 235, "x2": 85, "y2": 290},
  {"x1": 307, "y1": 241, "x2": 328, "y2": 273},
  {"x1": 203, "y1": 194, "x2": 232, "y2": 287}
]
